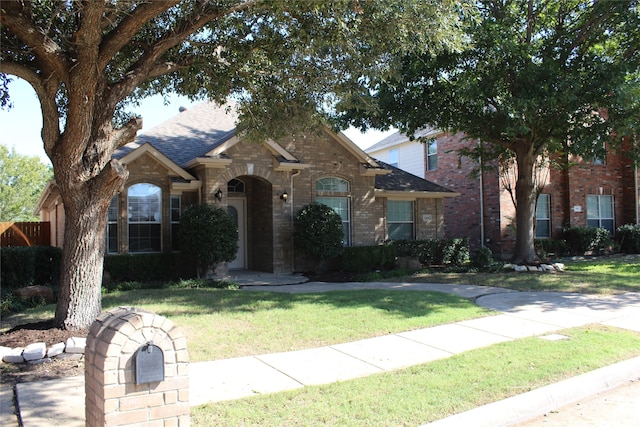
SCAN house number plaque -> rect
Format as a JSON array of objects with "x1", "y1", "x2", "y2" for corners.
[{"x1": 135, "y1": 342, "x2": 165, "y2": 385}]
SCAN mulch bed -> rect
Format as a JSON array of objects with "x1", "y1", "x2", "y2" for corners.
[{"x1": 0, "y1": 320, "x2": 88, "y2": 386}]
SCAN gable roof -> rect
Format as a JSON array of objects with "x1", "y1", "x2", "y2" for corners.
[
  {"x1": 116, "y1": 101, "x2": 384, "y2": 172},
  {"x1": 365, "y1": 127, "x2": 442, "y2": 153},
  {"x1": 374, "y1": 161, "x2": 458, "y2": 198},
  {"x1": 114, "y1": 101, "x2": 238, "y2": 167},
  {"x1": 112, "y1": 101, "x2": 455, "y2": 198}
]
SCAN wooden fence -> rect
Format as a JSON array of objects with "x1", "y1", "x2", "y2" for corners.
[{"x1": 0, "y1": 222, "x2": 51, "y2": 247}]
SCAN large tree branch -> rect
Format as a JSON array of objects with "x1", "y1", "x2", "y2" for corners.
[
  {"x1": 0, "y1": 1, "x2": 70, "y2": 82},
  {"x1": 107, "y1": 0, "x2": 258, "y2": 106},
  {"x1": 98, "y1": 1, "x2": 181, "y2": 70},
  {"x1": 0, "y1": 61, "x2": 60, "y2": 154}
]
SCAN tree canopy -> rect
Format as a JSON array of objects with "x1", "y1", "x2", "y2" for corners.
[
  {"x1": 0, "y1": 0, "x2": 470, "y2": 329},
  {"x1": 0, "y1": 145, "x2": 52, "y2": 222},
  {"x1": 334, "y1": 0, "x2": 640, "y2": 263}
]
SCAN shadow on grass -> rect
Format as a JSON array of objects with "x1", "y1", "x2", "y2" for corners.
[{"x1": 102, "y1": 288, "x2": 482, "y2": 320}]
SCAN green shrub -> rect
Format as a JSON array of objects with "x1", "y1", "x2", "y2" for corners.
[
  {"x1": 470, "y1": 247, "x2": 494, "y2": 270},
  {"x1": 535, "y1": 238, "x2": 570, "y2": 259},
  {"x1": 179, "y1": 203, "x2": 238, "y2": 278},
  {"x1": 1, "y1": 294, "x2": 48, "y2": 317},
  {"x1": 340, "y1": 245, "x2": 396, "y2": 273},
  {"x1": 294, "y1": 203, "x2": 344, "y2": 271},
  {"x1": 617, "y1": 224, "x2": 640, "y2": 254},
  {"x1": 104, "y1": 253, "x2": 181, "y2": 282},
  {"x1": 0, "y1": 246, "x2": 61, "y2": 289},
  {"x1": 563, "y1": 227, "x2": 613, "y2": 255},
  {"x1": 101, "y1": 278, "x2": 239, "y2": 294},
  {"x1": 438, "y1": 238, "x2": 470, "y2": 266},
  {"x1": 386, "y1": 238, "x2": 470, "y2": 266}
]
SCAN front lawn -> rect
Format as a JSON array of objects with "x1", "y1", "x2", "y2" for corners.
[
  {"x1": 192, "y1": 325, "x2": 640, "y2": 426},
  {"x1": 391, "y1": 255, "x2": 640, "y2": 294},
  {"x1": 103, "y1": 289, "x2": 492, "y2": 361},
  {"x1": 0, "y1": 289, "x2": 492, "y2": 362}
]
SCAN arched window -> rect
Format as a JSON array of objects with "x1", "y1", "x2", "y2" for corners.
[
  {"x1": 316, "y1": 177, "x2": 349, "y2": 192},
  {"x1": 316, "y1": 177, "x2": 350, "y2": 246},
  {"x1": 228, "y1": 178, "x2": 245, "y2": 193},
  {"x1": 128, "y1": 183, "x2": 162, "y2": 252}
]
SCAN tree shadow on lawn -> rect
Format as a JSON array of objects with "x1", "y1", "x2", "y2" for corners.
[{"x1": 102, "y1": 288, "x2": 485, "y2": 320}]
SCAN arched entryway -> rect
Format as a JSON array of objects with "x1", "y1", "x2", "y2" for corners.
[{"x1": 226, "y1": 176, "x2": 274, "y2": 272}]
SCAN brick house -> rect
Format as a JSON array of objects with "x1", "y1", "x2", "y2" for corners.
[
  {"x1": 36, "y1": 102, "x2": 458, "y2": 274},
  {"x1": 367, "y1": 130, "x2": 640, "y2": 259}
]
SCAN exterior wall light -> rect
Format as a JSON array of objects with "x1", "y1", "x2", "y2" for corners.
[
  {"x1": 280, "y1": 190, "x2": 288, "y2": 203},
  {"x1": 215, "y1": 189, "x2": 223, "y2": 201}
]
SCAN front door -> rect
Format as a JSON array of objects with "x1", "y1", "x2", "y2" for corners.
[{"x1": 227, "y1": 198, "x2": 246, "y2": 269}]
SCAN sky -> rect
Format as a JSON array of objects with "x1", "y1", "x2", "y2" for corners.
[{"x1": 0, "y1": 78, "x2": 396, "y2": 165}]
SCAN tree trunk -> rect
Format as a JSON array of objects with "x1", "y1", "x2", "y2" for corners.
[
  {"x1": 511, "y1": 142, "x2": 540, "y2": 264},
  {"x1": 54, "y1": 188, "x2": 111, "y2": 329}
]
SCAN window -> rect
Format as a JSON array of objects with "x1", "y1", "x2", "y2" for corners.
[
  {"x1": 426, "y1": 138, "x2": 437, "y2": 171},
  {"x1": 106, "y1": 197, "x2": 118, "y2": 253},
  {"x1": 389, "y1": 149, "x2": 399, "y2": 167},
  {"x1": 316, "y1": 177, "x2": 349, "y2": 192},
  {"x1": 587, "y1": 195, "x2": 614, "y2": 233},
  {"x1": 228, "y1": 178, "x2": 245, "y2": 193},
  {"x1": 535, "y1": 194, "x2": 551, "y2": 238},
  {"x1": 316, "y1": 197, "x2": 350, "y2": 246},
  {"x1": 316, "y1": 177, "x2": 350, "y2": 246},
  {"x1": 387, "y1": 200, "x2": 414, "y2": 240},
  {"x1": 128, "y1": 183, "x2": 162, "y2": 252},
  {"x1": 170, "y1": 195, "x2": 180, "y2": 251}
]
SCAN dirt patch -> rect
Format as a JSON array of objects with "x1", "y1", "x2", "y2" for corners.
[{"x1": 0, "y1": 320, "x2": 88, "y2": 386}]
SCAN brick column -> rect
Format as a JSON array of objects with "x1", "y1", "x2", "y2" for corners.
[{"x1": 85, "y1": 307, "x2": 189, "y2": 426}]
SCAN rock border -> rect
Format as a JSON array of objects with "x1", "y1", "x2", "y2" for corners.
[
  {"x1": 504, "y1": 263, "x2": 565, "y2": 273},
  {"x1": 0, "y1": 337, "x2": 86, "y2": 365}
]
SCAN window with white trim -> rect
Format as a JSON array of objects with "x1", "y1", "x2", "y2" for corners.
[
  {"x1": 389, "y1": 149, "x2": 399, "y2": 167},
  {"x1": 128, "y1": 183, "x2": 162, "y2": 252},
  {"x1": 587, "y1": 195, "x2": 614, "y2": 233},
  {"x1": 535, "y1": 194, "x2": 551, "y2": 238},
  {"x1": 426, "y1": 138, "x2": 437, "y2": 171},
  {"x1": 170, "y1": 195, "x2": 180, "y2": 251},
  {"x1": 106, "y1": 196, "x2": 118, "y2": 253},
  {"x1": 387, "y1": 200, "x2": 414, "y2": 240},
  {"x1": 316, "y1": 177, "x2": 350, "y2": 246}
]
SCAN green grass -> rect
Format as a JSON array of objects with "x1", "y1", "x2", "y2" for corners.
[
  {"x1": 0, "y1": 289, "x2": 492, "y2": 361},
  {"x1": 101, "y1": 289, "x2": 491, "y2": 361},
  {"x1": 191, "y1": 325, "x2": 640, "y2": 426},
  {"x1": 392, "y1": 256, "x2": 640, "y2": 294}
]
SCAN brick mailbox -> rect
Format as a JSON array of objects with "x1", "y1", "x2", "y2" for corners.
[{"x1": 85, "y1": 307, "x2": 189, "y2": 426}]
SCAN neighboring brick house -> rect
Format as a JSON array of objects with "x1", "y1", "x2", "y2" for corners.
[
  {"x1": 36, "y1": 102, "x2": 458, "y2": 274},
  {"x1": 367, "y1": 130, "x2": 640, "y2": 259}
]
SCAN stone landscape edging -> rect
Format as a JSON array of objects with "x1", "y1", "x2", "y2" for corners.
[{"x1": 0, "y1": 336, "x2": 86, "y2": 365}]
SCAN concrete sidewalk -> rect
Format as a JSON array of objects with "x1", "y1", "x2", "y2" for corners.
[{"x1": 5, "y1": 281, "x2": 640, "y2": 426}]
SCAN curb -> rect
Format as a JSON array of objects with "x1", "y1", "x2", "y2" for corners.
[{"x1": 423, "y1": 355, "x2": 640, "y2": 426}]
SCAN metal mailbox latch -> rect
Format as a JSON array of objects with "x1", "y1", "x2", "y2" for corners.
[{"x1": 135, "y1": 341, "x2": 165, "y2": 385}]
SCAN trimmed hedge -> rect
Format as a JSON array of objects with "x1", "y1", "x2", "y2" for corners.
[
  {"x1": 617, "y1": 224, "x2": 640, "y2": 254},
  {"x1": 535, "y1": 238, "x2": 570, "y2": 259},
  {"x1": 104, "y1": 252, "x2": 195, "y2": 282},
  {"x1": 388, "y1": 238, "x2": 470, "y2": 266},
  {"x1": 563, "y1": 227, "x2": 613, "y2": 255},
  {"x1": 0, "y1": 246, "x2": 61, "y2": 290},
  {"x1": 340, "y1": 245, "x2": 396, "y2": 273}
]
